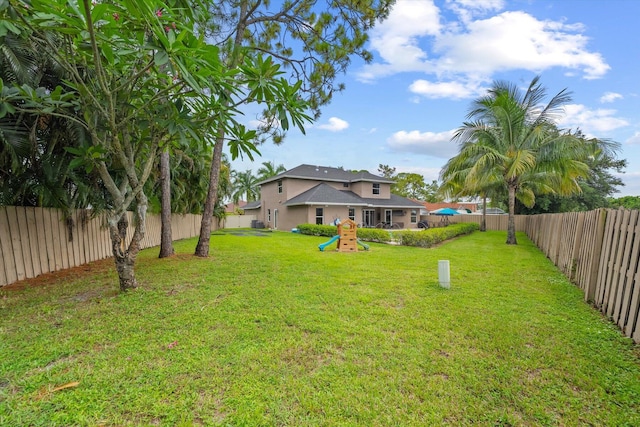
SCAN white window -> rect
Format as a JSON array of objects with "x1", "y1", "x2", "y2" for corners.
[
  {"x1": 373, "y1": 183, "x2": 380, "y2": 195},
  {"x1": 277, "y1": 180, "x2": 283, "y2": 194},
  {"x1": 267, "y1": 209, "x2": 271, "y2": 222},
  {"x1": 315, "y1": 208, "x2": 324, "y2": 225},
  {"x1": 348, "y1": 208, "x2": 355, "y2": 221},
  {"x1": 411, "y1": 210, "x2": 417, "y2": 223}
]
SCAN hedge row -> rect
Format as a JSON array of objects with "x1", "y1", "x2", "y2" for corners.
[
  {"x1": 391, "y1": 223, "x2": 479, "y2": 248},
  {"x1": 295, "y1": 222, "x2": 478, "y2": 247}
]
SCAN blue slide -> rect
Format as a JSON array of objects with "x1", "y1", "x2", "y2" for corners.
[
  {"x1": 356, "y1": 238, "x2": 370, "y2": 251},
  {"x1": 318, "y1": 235, "x2": 340, "y2": 251}
]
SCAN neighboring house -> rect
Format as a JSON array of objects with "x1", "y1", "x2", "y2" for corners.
[
  {"x1": 242, "y1": 164, "x2": 424, "y2": 231},
  {"x1": 224, "y1": 201, "x2": 247, "y2": 214}
]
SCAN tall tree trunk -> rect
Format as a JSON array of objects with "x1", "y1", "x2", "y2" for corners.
[
  {"x1": 195, "y1": 1, "x2": 248, "y2": 257},
  {"x1": 194, "y1": 136, "x2": 224, "y2": 257},
  {"x1": 506, "y1": 184, "x2": 517, "y2": 245},
  {"x1": 159, "y1": 148, "x2": 174, "y2": 258},
  {"x1": 108, "y1": 193, "x2": 149, "y2": 290},
  {"x1": 480, "y1": 193, "x2": 487, "y2": 232}
]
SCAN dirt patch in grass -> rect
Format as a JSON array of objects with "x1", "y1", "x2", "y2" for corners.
[{"x1": 2, "y1": 258, "x2": 115, "y2": 292}]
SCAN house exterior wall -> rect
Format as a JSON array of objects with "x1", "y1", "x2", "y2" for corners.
[
  {"x1": 280, "y1": 206, "x2": 308, "y2": 231},
  {"x1": 250, "y1": 169, "x2": 420, "y2": 231},
  {"x1": 350, "y1": 181, "x2": 391, "y2": 199}
]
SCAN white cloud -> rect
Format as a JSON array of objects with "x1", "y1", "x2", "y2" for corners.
[
  {"x1": 558, "y1": 104, "x2": 629, "y2": 134},
  {"x1": 434, "y1": 11, "x2": 609, "y2": 79},
  {"x1": 387, "y1": 129, "x2": 459, "y2": 159},
  {"x1": 445, "y1": 0, "x2": 505, "y2": 23},
  {"x1": 626, "y1": 131, "x2": 640, "y2": 145},
  {"x1": 409, "y1": 79, "x2": 483, "y2": 99},
  {"x1": 358, "y1": 1, "x2": 609, "y2": 87},
  {"x1": 600, "y1": 92, "x2": 623, "y2": 103},
  {"x1": 357, "y1": 1, "x2": 441, "y2": 81},
  {"x1": 316, "y1": 117, "x2": 349, "y2": 132}
]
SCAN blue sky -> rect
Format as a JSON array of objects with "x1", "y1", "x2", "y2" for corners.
[{"x1": 230, "y1": 0, "x2": 640, "y2": 197}]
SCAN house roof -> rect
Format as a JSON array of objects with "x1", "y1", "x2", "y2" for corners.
[
  {"x1": 258, "y1": 164, "x2": 395, "y2": 186},
  {"x1": 284, "y1": 183, "x2": 423, "y2": 209},
  {"x1": 242, "y1": 200, "x2": 261, "y2": 210},
  {"x1": 225, "y1": 201, "x2": 247, "y2": 213}
]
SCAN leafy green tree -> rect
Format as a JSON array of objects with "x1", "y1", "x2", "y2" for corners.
[
  {"x1": 392, "y1": 173, "x2": 434, "y2": 200},
  {"x1": 194, "y1": 0, "x2": 393, "y2": 257},
  {"x1": 378, "y1": 164, "x2": 396, "y2": 179},
  {"x1": 609, "y1": 196, "x2": 640, "y2": 210},
  {"x1": 515, "y1": 137, "x2": 625, "y2": 214},
  {"x1": 451, "y1": 76, "x2": 592, "y2": 244},
  {"x1": 0, "y1": 15, "x2": 102, "y2": 213},
  {"x1": 3, "y1": 0, "x2": 309, "y2": 290}
]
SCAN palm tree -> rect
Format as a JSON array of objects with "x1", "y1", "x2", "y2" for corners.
[
  {"x1": 440, "y1": 146, "x2": 504, "y2": 232},
  {"x1": 232, "y1": 169, "x2": 259, "y2": 203},
  {"x1": 257, "y1": 161, "x2": 286, "y2": 181},
  {"x1": 450, "y1": 76, "x2": 590, "y2": 244}
]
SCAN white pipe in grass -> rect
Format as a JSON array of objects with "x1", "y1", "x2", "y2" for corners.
[{"x1": 438, "y1": 260, "x2": 450, "y2": 289}]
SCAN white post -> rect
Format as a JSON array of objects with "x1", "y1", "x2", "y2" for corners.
[{"x1": 438, "y1": 260, "x2": 450, "y2": 289}]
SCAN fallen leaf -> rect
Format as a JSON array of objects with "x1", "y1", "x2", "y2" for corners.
[
  {"x1": 52, "y1": 381, "x2": 80, "y2": 392},
  {"x1": 167, "y1": 340, "x2": 178, "y2": 349}
]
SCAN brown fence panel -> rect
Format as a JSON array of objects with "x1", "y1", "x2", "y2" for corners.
[
  {"x1": 0, "y1": 207, "x2": 203, "y2": 287},
  {"x1": 0, "y1": 207, "x2": 17, "y2": 286},
  {"x1": 523, "y1": 208, "x2": 640, "y2": 343},
  {"x1": 595, "y1": 209, "x2": 619, "y2": 310}
]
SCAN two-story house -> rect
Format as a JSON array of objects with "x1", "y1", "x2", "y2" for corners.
[{"x1": 242, "y1": 164, "x2": 425, "y2": 231}]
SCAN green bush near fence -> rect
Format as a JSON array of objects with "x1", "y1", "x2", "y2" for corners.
[
  {"x1": 296, "y1": 222, "x2": 478, "y2": 246},
  {"x1": 392, "y1": 222, "x2": 479, "y2": 247},
  {"x1": 295, "y1": 223, "x2": 338, "y2": 237}
]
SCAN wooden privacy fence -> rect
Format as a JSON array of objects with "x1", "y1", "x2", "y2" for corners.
[
  {"x1": 448, "y1": 213, "x2": 527, "y2": 231},
  {"x1": 524, "y1": 208, "x2": 640, "y2": 344},
  {"x1": 0, "y1": 206, "x2": 204, "y2": 287},
  {"x1": 2, "y1": 205, "x2": 640, "y2": 343}
]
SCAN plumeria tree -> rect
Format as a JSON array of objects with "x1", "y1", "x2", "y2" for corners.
[{"x1": 2, "y1": 0, "x2": 309, "y2": 290}]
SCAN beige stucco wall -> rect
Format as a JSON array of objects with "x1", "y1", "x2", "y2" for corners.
[
  {"x1": 350, "y1": 181, "x2": 391, "y2": 199},
  {"x1": 254, "y1": 177, "x2": 417, "y2": 231}
]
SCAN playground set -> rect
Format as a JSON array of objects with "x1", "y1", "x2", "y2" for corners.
[{"x1": 318, "y1": 218, "x2": 369, "y2": 252}]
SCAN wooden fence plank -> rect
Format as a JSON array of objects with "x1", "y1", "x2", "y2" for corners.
[
  {"x1": 584, "y1": 210, "x2": 607, "y2": 302},
  {"x1": 16, "y1": 207, "x2": 34, "y2": 279},
  {"x1": 598, "y1": 210, "x2": 619, "y2": 312},
  {"x1": 25, "y1": 208, "x2": 42, "y2": 278},
  {"x1": 6, "y1": 206, "x2": 26, "y2": 281},
  {"x1": 69, "y1": 211, "x2": 81, "y2": 268},
  {"x1": 0, "y1": 207, "x2": 17, "y2": 286},
  {"x1": 33, "y1": 208, "x2": 50, "y2": 275},
  {"x1": 613, "y1": 210, "x2": 638, "y2": 327},
  {"x1": 622, "y1": 214, "x2": 640, "y2": 336},
  {"x1": 606, "y1": 209, "x2": 630, "y2": 318}
]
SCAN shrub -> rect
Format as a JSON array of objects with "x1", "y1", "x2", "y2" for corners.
[
  {"x1": 356, "y1": 227, "x2": 392, "y2": 243},
  {"x1": 392, "y1": 223, "x2": 479, "y2": 248},
  {"x1": 296, "y1": 224, "x2": 337, "y2": 237},
  {"x1": 296, "y1": 224, "x2": 392, "y2": 243},
  {"x1": 296, "y1": 222, "x2": 477, "y2": 247}
]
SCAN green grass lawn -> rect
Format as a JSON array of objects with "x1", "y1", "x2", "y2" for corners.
[{"x1": 1, "y1": 230, "x2": 639, "y2": 426}]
